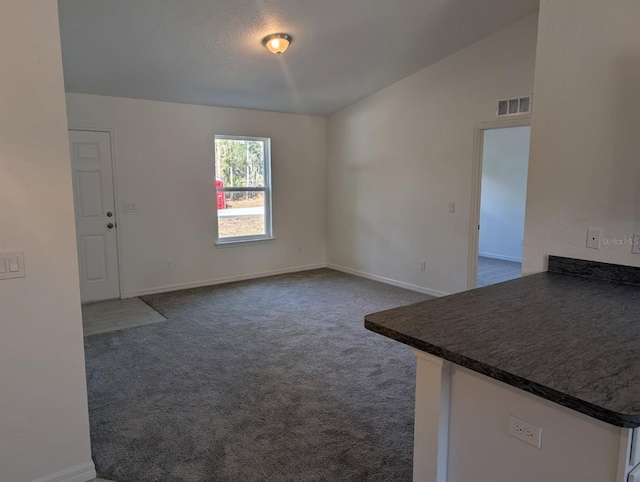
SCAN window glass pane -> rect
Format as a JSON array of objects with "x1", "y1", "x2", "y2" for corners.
[
  {"x1": 214, "y1": 138, "x2": 265, "y2": 188},
  {"x1": 217, "y1": 191, "x2": 265, "y2": 238}
]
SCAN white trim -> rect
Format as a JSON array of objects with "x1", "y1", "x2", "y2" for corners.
[
  {"x1": 412, "y1": 349, "x2": 451, "y2": 482},
  {"x1": 125, "y1": 263, "x2": 326, "y2": 298},
  {"x1": 127, "y1": 262, "x2": 450, "y2": 299},
  {"x1": 215, "y1": 236, "x2": 276, "y2": 247},
  {"x1": 32, "y1": 462, "x2": 96, "y2": 482},
  {"x1": 631, "y1": 428, "x2": 640, "y2": 470},
  {"x1": 617, "y1": 428, "x2": 635, "y2": 482},
  {"x1": 214, "y1": 135, "x2": 273, "y2": 243},
  {"x1": 326, "y1": 263, "x2": 448, "y2": 298},
  {"x1": 68, "y1": 125, "x2": 126, "y2": 299},
  {"x1": 478, "y1": 252, "x2": 523, "y2": 263},
  {"x1": 468, "y1": 117, "x2": 531, "y2": 290},
  {"x1": 215, "y1": 134, "x2": 270, "y2": 142}
]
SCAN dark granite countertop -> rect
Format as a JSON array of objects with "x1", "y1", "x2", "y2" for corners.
[{"x1": 365, "y1": 257, "x2": 640, "y2": 428}]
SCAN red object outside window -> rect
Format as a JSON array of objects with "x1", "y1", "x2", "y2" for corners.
[{"x1": 215, "y1": 179, "x2": 226, "y2": 210}]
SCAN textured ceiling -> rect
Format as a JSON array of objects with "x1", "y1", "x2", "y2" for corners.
[{"x1": 58, "y1": 0, "x2": 539, "y2": 116}]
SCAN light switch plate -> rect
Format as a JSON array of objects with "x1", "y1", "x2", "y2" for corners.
[
  {"x1": 0, "y1": 251, "x2": 25, "y2": 280},
  {"x1": 123, "y1": 201, "x2": 138, "y2": 213}
]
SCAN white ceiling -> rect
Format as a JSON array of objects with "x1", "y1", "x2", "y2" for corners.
[{"x1": 58, "y1": 0, "x2": 539, "y2": 116}]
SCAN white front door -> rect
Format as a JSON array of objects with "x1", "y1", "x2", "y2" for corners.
[{"x1": 69, "y1": 130, "x2": 120, "y2": 302}]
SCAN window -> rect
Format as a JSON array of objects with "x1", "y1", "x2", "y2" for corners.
[{"x1": 214, "y1": 135, "x2": 272, "y2": 244}]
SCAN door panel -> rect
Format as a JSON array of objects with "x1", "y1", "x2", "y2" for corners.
[
  {"x1": 75, "y1": 171, "x2": 103, "y2": 219},
  {"x1": 73, "y1": 141, "x2": 101, "y2": 162},
  {"x1": 80, "y1": 235, "x2": 108, "y2": 281},
  {"x1": 69, "y1": 130, "x2": 120, "y2": 302}
]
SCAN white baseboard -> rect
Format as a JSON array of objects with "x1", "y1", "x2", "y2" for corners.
[
  {"x1": 125, "y1": 262, "x2": 450, "y2": 299},
  {"x1": 125, "y1": 263, "x2": 327, "y2": 298},
  {"x1": 33, "y1": 462, "x2": 96, "y2": 482},
  {"x1": 478, "y1": 252, "x2": 522, "y2": 263},
  {"x1": 326, "y1": 263, "x2": 449, "y2": 298}
]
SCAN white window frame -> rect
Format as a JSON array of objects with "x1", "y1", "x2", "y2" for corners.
[{"x1": 214, "y1": 135, "x2": 273, "y2": 245}]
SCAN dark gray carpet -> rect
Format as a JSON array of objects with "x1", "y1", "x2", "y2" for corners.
[
  {"x1": 477, "y1": 256, "x2": 522, "y2": 287},
  {"x1": 84, "y1": 269, "x2": 432, "y2": 481}
]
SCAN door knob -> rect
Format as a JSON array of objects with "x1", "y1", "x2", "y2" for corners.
[
  {"x1": 107, "y1": 223, "x2": 114, "y2": 229},
  {"x1": 106, "y1": 211, "x2": 113, "y2": 217}
]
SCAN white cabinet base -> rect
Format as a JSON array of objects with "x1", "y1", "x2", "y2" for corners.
[
  {"x1": 413, "y1": 350, "x2": 451, "y2": 482},
  {"x1": 411, "y1": 349, "x2": 635, "y2": 482}
]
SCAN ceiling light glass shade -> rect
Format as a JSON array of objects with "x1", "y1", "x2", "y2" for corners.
[{"x1": 262, "y1": 33, "x2": 292, "y2": 55}]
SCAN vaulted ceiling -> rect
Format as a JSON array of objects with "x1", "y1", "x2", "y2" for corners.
[{"x1": 58, "y1": 0, "x2": 539, "y2": 116}]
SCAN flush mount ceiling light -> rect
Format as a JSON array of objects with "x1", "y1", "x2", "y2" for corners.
[{"x1": 262, "y1": 33, "x2": 292, "y2": 55}]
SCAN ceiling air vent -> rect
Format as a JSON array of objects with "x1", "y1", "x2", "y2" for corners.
[{"x1": 497, "y1": 95, "x2": 532, "y2": 117}]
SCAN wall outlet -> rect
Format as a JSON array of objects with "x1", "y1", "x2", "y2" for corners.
[
  {"x1": 586, "y1": 229, "x2": 601, "y2": 249},
  {"x1": 165, "y1": 260, "x2": 174, "y2": 270},
  {"x1": 297, "y1": 246, "x2": 303, "y2": 254},
  {"x1": 448, "y1": 202, "x2": 456, "y2": 213},
  {"x1": 420, "y1": 261, "x2": 426, "y2": 271},
  {"x1": 508, "y1": 415, "x2": 542, "y2": 449},
  {"x1": 632, "y1": 233, "x2": 640, "y2": 254}
]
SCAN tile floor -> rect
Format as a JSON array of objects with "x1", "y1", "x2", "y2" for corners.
[{"x1": 82, "y1": 298, "x2": 167, "y2": 336}]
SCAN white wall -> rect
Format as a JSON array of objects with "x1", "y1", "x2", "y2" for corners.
[
  {"x1": 326, "y1": 14, "x2": 538, "y2": 296},
  {"x1": 66, "y1": 94, "x2": 327, "y2": 297},
  {"x1": 0, "y1": 2, "x2": 94, "y2": 481},
  {"x1": 522, "y1": 0, "x2": 640, "y2": 274},
  {"x1": 479, "y1": 126, "x2": 531, "y2": 262}
]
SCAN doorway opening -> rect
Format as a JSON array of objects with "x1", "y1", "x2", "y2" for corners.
[
  {"x1": 69, "y1": 129, "x2": 122, "y2": 302},
  {"x1": 468, "y1": 121, "x2": 531, "y2": 289}
]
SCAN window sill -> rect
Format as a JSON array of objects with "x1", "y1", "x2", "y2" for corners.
[{"x1": 215, "y1": 237, "x2": 276, "y2": 248}]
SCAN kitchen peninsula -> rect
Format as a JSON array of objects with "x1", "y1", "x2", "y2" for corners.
[{"x1": 366, "y1": 256, "x2": 640, "y2": 482}]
